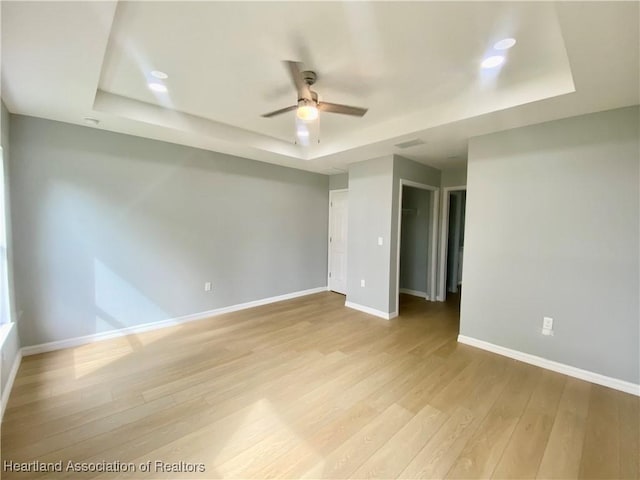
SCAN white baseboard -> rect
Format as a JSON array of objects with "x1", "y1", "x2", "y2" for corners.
[
  {"x1": 399, "y1": 288, "x2": 427, "y2": 299},
  {"x1": 458, "y1": 335, "x2": 640, "y2": 396},
  {"x1": 22, "y1": 286, "x2": 328, "y2": 357},
  {"x1": 1, "y1": 348, "x2": 22, "y2": 420},
  {"x1": 345, "y1": 301, "x2": 396, "y2": 320}
]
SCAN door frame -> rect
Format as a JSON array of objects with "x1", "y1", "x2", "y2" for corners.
[
  {"x1": 395, "y1": 179, "x2": 440, "y2": 311},
  {"x1": 437, "y1": 185, "x2": 467, "y2": 301},
  {"x1": 328, "y1": 189, "x2": 348, "y2": 293}
]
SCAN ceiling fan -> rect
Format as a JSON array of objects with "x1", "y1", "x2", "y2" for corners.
[{"x1": 261, "y1": 61, "x2": 368, "y2": 121}]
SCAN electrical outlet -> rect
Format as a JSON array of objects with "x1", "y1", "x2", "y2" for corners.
[
  {"x1": 360, "y1": 279, "x2": 366, "y2": 287},
  {"x1": 542, "y1": 316, "x2": 554, "y2": 336},
  {"x1": 204, "y1": 282, "x2": 212, "y2": 292}
]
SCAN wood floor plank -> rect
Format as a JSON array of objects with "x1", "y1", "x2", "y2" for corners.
[
  {"x1": 4, "y1": 394, "x2": 147, "y2": 450},
  {"x1": 492, "y1": 369, "x2": 567, "y2": 479},
  {"x1": 4, "y1": 395, "x2": 176, "y2": 460},
  {"x1": 352, "y1": 404, "x2": 447, "y2": 479},
  {"x1": 396, "y1": 354, "x2": 470, "y2": 414},
  {"x1": 301, "y1": 403, "x2": 414, "y2": 479},
  {"x1": 446, "y1": 361, "x2": 541, "y2": 479},
  {"x1": 536, "y1": 378, "x2": 591, "y2": 479},
  {"x1": 366, "y1": 354, "x2": 444, "y2": 412},
  {"x1": 398, "y1": 406, "x2": 477, "y2": 479},
  {"x1": 579, "y1": 384, "x2": 622, "y2": 479},
  {"x1": 233, "y1": 401, "x2": 380, "y2": 479},
  {"x1": 618, "y1": 390, "x2": 640, "y2": 479}
]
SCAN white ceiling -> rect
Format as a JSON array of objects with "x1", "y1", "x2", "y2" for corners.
[{"x1": 2, "y1": 2, "x2": 638, "y2": 174}]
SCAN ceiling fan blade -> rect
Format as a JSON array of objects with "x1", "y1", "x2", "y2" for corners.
[
  {"x1": 261, "y1": 105, "x2": 297, "y2": 118},
  {"x1": 318, "y1": 102, "x2": 368, "y2": 117},
  {"x1": 285, "y1": 61, "x2": 307, "y2": 92}
]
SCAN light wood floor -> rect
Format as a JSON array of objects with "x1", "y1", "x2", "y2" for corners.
[{"x1": 1, "y1": 292, "x2": 638, "y2": 479}]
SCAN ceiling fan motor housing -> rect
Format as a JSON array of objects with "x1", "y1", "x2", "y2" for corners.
[
  {"x1": 302, "y1": 71, "x2": 317, "y2": 86},
  {"x1": 298, "y1": 71, "x2": 318, "y2": 103},
  {"x1": 298, "y1": 91, "x2": 319, "y2": 106}
]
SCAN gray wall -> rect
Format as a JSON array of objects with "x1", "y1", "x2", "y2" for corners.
[
  {"x1": 10, "y1": 115, "x2": 329, "y2": 347},
  {"x1": 346, "y1": 156, "x2": 394, "y2": 313},
  {"x1": 329, "y1": 173, "x2": 348, "y2": 190},
  {"x1": 441, "y1": 165, "x2": 467, "y2": 187},
  {"x1": 1, "y1": 101, "x2": 20, "y2": 398},
  {"x1": 390, "y1": 155, "x2": 441, "y2": 312},
  {"x1": 400, "y1": 186, "x2": 429, "y2": 295},
  {"x1": 461, "y1": 106, "x2": 640, "y2": 384}
]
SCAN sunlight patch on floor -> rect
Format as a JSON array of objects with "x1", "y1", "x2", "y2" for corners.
[{"x1": 213, "y1": 398, "x2": 322, "y2": 477}]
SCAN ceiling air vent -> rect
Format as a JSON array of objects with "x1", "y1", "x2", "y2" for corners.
[{"x1": 394, "y1": 139, "x2": 425, "y2": 149}]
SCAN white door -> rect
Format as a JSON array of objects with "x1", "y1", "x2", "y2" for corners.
[{"x1": 329, "y1": 191, "x2": 348, "y2": 294}]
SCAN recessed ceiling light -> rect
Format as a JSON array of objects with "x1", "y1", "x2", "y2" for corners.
[
  {"x1": 150, "y1": 70, "x2": 168, "y2": 79},
  {"x1": 148, "y1": 82, "x2": 168, "y2": 93},
  {"x1": 494, "y1": 38, "x2": 517, "y2": 50},
  {"x1": 84, "y1": 117, "x2": 100, "y2": 126},
  {"x1": 481, "y1": 55, "x2": 505, "y2": 69}
]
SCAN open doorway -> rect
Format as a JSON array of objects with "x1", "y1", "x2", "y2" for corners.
[
  {"x1": 438, "y1": 187, "x2": 467, "y2": 301},
  {"x1": 396, "y1": 180, "x2": 439, "y2": 314}
]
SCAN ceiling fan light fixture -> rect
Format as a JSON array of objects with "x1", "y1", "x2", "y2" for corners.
[{"x1": 296, "y1": 104, "x2": 318, "y2": 121}]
